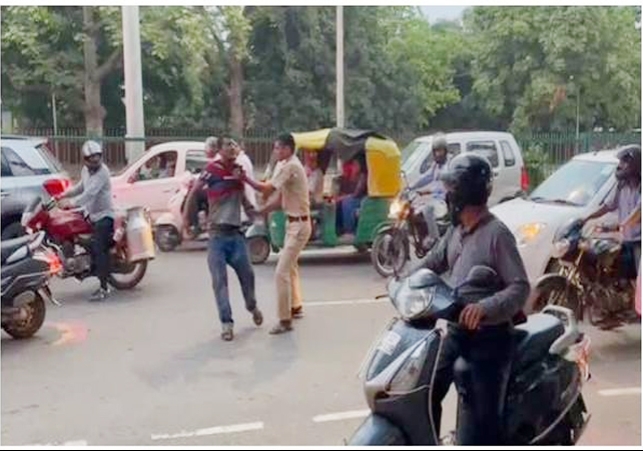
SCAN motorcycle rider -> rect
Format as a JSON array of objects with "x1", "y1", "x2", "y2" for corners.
[
  {"x1": 582, "y1": 145, "x2": 641, "y2": 282},
  {"x1": 402, "y1": 153, "x2": 530, "y2": 445},
  {"x1": 57, "y1": 140, "x2": 115, "y2": 301},
  {"x1": 410, "y1": 133, "x2": 450, "y2": 248}
]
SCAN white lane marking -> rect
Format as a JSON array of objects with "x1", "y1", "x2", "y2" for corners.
[
  {"x1": 306, "y1": 298, "x2": 387, "y2": 307},
  {"x1": 151, "y1": 422, "x2": 264, "y2": 441},
  {"x1": 313, "y1": 409, "x2": 370, "y2": 423},
  {"x1": 24, "y1": 440, "x2": 88, "y2": 446},
  {"x1": 598, "y1": 387, "x2": 641, "y2": 397}
]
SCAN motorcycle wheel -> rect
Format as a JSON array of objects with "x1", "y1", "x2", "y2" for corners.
[
  {"x1": 371, "y1": 229, "x2": 408, "y2": 278},
  {"x1": 248, "y1": 236, "x2": 270, "y2": 265},
  {"x1": 155, "y1": 225, "x2": 180, "y2": 252},
  {"x1": 108, "y1": 260, "x2": 148, "y2": 290},
  {"x1": 531, "y1": 277, "x2": 581, "y2": 318},
  {"x1": 2, "y1": 294, "x2": 46, "y2": 339}
]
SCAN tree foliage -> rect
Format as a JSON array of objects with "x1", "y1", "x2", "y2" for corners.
[{"x1": 1, "y1": 6, "x2": 640, "y2": 135}]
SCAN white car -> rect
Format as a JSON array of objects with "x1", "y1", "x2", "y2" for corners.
[
  {"x1": 401, "y1": 131, "x2": 528, "y2": 206},
  {"x1": 111, "y1": 141, "x2": 209, "y2": 221},
  {"x1": 491, "y1": 149, "x2": 620, "y2": 285}
]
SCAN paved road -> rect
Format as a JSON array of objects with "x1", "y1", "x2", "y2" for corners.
[{"x1": 1, "y1": 246, "x2": 640, "y2": 446}]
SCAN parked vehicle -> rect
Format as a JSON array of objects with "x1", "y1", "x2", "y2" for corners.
[
  {"x1": 530, "y1": 218, "x2": 638, "y2": 330},
  {"x1": 492, "y1": 149, "x2": 621, "y2": 284},
  {"x1": 370, "y1": 181, "x2": 449, "y2": 277},
  {"x1": 111, "y1": 142, "x2": 210, "y2": 222},
  {"x1": 21, "y1": 183, "x2": 155, "y2": 290},
  {"x1": 402, "y1": 131, "x2": 528, "y2": 206},
  {"x1": 1, "y1": 231, "x2": 62, "y2": 339},
  {"x1": 1, "y1": 136, "x2": 71, "y2": 240},
  {"x1": 349, "y1": 266, "x2": 591, "y2": 446}
]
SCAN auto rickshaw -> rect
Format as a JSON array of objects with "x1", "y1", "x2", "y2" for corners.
[{"x1": 246, "y1": 128, "x2": 402, "y2": 263}]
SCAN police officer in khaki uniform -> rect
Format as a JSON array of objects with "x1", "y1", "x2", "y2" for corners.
[{"x1": 243, "y1": 133, "x2": 311, "y2": 334}]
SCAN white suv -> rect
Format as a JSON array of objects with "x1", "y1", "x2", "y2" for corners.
[{"x1": 401, "y1": 131, "x2": 528, "y2": 206}]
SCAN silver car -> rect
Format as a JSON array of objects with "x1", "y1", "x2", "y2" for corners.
[{"x1": 1, "y1": 136, "x2": 70, "y2": 239}]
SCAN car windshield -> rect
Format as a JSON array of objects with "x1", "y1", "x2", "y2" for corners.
[
  {"x1": 529, "y1": 159, "x2": 616, "y2": 207},
  {"x1": 401, "y1": 140, "x2": 431, "y2": 171}
]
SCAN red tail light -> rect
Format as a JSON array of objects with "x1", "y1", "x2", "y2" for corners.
[
  {"x1": 43, "y1": 178, "x2": 71, "y2": 197},
  {"x1": 521, "y1": 167, "x2": 530, "y2": 192},
  {"x1": 48, "y1": 253, "x2": 63, "y2": 275}
]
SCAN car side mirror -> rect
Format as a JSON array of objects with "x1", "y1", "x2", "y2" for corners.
[{"x1": 128, "y1": 174, "x2": 137, "y2": 184}]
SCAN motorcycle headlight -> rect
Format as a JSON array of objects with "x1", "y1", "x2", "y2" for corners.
[
  {"x1": 387, "y1": 339, "x2": 429, "y2": 393},
  {"x1": 389, "y1": 199, "x2": 410, "y2": 220},
  {"x1": 552, "y1": 239, "x2": 570, "y2": 258},
  {"x1": 397, "y1": 287, "x2": 434, "y2": 320},
  {"x1": 516, "y1": 222, "x2": 546, "y2": 245}
]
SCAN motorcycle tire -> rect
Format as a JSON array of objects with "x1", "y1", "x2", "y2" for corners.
[
  {"x1": 2, "y1": 294, "x2": 46, "y2": 339},
  {"x1": 371, "y1": 229, "x2": 409, "y2": 278},
  {"x1": 108, "y1": 260, "x2": 148, "y2": 290}
]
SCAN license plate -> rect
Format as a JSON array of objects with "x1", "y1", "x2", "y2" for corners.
[{"x1": 378, "y1": 330, "x2": 402, "y2": 356}]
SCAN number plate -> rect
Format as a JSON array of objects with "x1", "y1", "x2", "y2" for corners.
[{"x1": 378, "y1": 331, "x2": 402, "y2": 356}]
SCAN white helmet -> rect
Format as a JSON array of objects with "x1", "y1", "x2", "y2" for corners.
[{"x1": 81, "y1": 140, "x2": 102, "y2": 158}]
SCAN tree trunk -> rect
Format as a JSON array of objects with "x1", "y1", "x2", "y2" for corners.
[
  {"x1": 82, "y1": 6, "x2": 105, "y2": 137},
  {"x1": 228, "y1": 53, "x2": 244, "y2": 139}
]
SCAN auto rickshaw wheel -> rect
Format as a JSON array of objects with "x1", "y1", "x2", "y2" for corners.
[{"x1": 248, "y1": 236, "x2": 271, "y2": 265}]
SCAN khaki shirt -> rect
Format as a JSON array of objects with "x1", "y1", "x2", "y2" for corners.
[{"x1": 271, "y1": 155, "x2": 310, "y2": 217}]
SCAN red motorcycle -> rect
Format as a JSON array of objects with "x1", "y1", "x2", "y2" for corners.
[{"x1": 20, "y1": 180, "x2": 154, "y2": 290}]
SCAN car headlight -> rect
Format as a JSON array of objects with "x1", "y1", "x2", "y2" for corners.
[
  {"x1": 516, "y1": 222, "x2": 546, "y2": 245},
  {"x1": 552, "y1": 239, "x2": 570, "y2": 258},
  {"x1": 387, "y1": 339, "x2": 429, "y2": 393}
]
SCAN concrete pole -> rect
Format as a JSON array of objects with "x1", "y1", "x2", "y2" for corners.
[
  {"x1": 122, "y1": 5, "x2": 146, "y2": 163},
  {"x1": 336, "y1": 5, "x2": 345, "y2": 129}
]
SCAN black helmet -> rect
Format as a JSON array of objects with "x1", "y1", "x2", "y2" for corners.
[
  {"x1": 616, "y1": 145, "x2": 641, "y2": 182},
  {"x1": 432, "y1": 133, "x2": 448, "y2": 153},
  {"x1": 440, "y1": 153, "x2": 493, "y2": 224}
]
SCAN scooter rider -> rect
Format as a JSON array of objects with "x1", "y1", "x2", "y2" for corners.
[
  {"x1": 57, "y1": 140, "x2": 115, "y2": 301},
  {"x1": 410, "y1": 133, "x2": 450, "y2": 247},
  {"x1": 402, "y1": 153, "x2": 530, "y2": 444}
]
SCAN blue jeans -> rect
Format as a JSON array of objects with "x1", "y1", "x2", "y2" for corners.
[
  {"x1": 340, "y1": 196, "x2": 362, "y2": 234},
  {"x1": 207, "y1": 232, "x2": 257, "y2": 325}
]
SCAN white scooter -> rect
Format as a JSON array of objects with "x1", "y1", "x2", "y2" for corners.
[
  {"x1": 154, "y1": 172, "x2": 273, "y2": 265},
  {"x1": 155, "y1": 172, "x2": 208, "y2": 252}
]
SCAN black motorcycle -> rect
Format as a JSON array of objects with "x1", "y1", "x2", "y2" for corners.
[
  {"x1": 349, "y1": 266, "x2": 591, "y2": 445},
  {"x1": 531, "y1": 218, "x2": 637, "y2": 330},
  {"x1": 1, "y1": 231, "x2": 62, "y2": 339},
  {"x1": 371, "y1": 183, "x2": 449, "y2": 278}
]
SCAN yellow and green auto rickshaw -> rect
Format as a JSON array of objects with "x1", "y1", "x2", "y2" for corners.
[{"x1": 245, "y1": 128, "x2": 402, "y2": 263}]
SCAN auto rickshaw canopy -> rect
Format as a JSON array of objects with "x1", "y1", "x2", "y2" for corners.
[{"x1": 291, "y1": 128, "x2": 401, "y2": 197}]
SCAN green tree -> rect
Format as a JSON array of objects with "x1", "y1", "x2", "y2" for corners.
[{"x1": 465, "y1": 6, "x2": 641, "y2": 132}]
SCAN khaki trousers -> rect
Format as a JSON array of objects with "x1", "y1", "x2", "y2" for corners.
[{"x1": 276, "y1": 219, "x2": 312, "y2": 321}]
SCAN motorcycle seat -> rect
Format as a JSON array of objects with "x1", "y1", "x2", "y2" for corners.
[
  {"x1": 513, "y1": 313, "x2": 565, "y2": 370},
  {"x1": 1, "y1": 235, "x2": 36, "y2": 264}
]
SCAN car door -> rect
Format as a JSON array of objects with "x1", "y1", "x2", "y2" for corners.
[
  {"x1": 464, "y1": 139, "x2": 505, "y2": 206},
  {"x1": 113, "y1": 149, "x2": 181, "y2": 218},
  {"x1": 498, "y1": 139, "x2": 522, "y2": 201}
]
